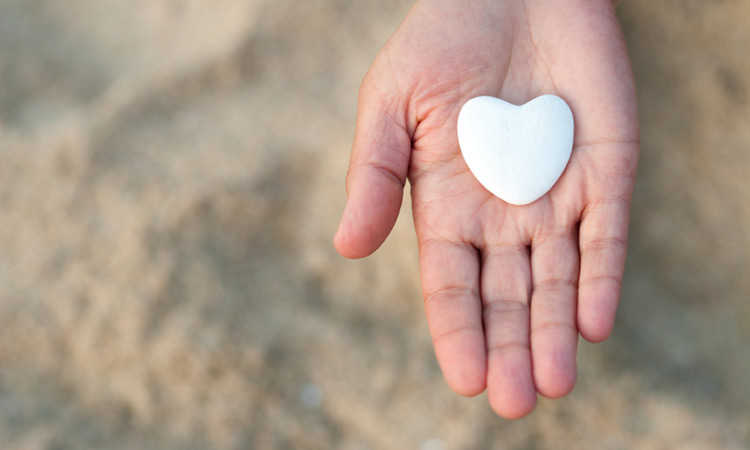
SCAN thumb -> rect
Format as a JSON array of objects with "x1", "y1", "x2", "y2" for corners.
[{"x1": 334, "y1": 73, "x2": 412, "y2": 259}]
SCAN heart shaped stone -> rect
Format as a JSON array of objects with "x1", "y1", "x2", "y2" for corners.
[{"x1": 457, "y1": 95, "x2": 574, "y2": 205}]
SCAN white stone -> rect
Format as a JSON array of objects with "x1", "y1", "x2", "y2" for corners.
[{"x1": 457, "y1": 95, "x2": 574, "y2": 206}]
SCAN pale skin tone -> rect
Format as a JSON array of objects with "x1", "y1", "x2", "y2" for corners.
[{"x1": 334, "y1": 0, "x2": 638, "y2": 419}]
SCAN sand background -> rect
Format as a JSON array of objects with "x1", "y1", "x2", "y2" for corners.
[{"x1": 0, "y1": 0, "x2": 748, "y2": 448}]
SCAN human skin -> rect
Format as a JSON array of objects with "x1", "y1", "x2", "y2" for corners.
[{"x1": 334, "y1": 0, "x2": 638, "y2": 419}]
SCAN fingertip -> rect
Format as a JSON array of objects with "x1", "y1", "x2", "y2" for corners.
[
  {"x1": 578, "y1": 309, "x2": 615, "y2": 343},
  {"x1": 532, "y1": 339, "x2": 578, "y2": 399},
  {"x1": 580, "y1": 327, "x2": 612, "y2": 344},
  {"x1": 448, "y1": 373, "x2": 486, "y2": 398},
  {"x1": 333, "y1": 230, "x2": 376, "y2": 259},
  {"x1": 333, "y1": 167, "x2": 405, "y2": 259},
  {"x1": 436, "y1": 336, "x2": 487, "y2": 397},
  {"x1": 445, "y1": 363, "x2": 487, "y2": 398},
  {"x1": 333, "y1": 199, "x2": 392, "y2": 260},
  {"x1": 488, "y1": 387, "x2": 537, "y2": 420},
  {"x1": 486, "y1": 349, "x2": 537, "y2": 419},
  {"x1": 333, "y1": 216, "x2": 368, "y2": 259},
  {"x1": 535, "y1": 364, "x2": 577, "y2": 399},
  {"x1": 578, "y1": 283, "x2": 619, "y2": 343}
]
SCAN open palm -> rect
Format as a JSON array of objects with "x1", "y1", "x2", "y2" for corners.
[{"x1": 335, "y1": 0, "x2": 638, "y2": 418}]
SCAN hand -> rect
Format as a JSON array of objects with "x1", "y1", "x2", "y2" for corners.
[{"x1": 334, "y1": 0, "x2": 638, "y2": 419}]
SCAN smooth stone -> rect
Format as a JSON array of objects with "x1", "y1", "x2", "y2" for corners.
[{"x1": 456, "y1": 95, "x2": 574, "y2": 206}]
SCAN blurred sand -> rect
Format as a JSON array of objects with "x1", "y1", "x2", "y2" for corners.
[{"x1": 0, "y1": 0, "x2": 748, "y2": 448}]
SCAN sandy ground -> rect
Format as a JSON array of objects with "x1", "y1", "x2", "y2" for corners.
[{"x1": 0, "y1": 0, "x2": 748, "y2": 448}]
